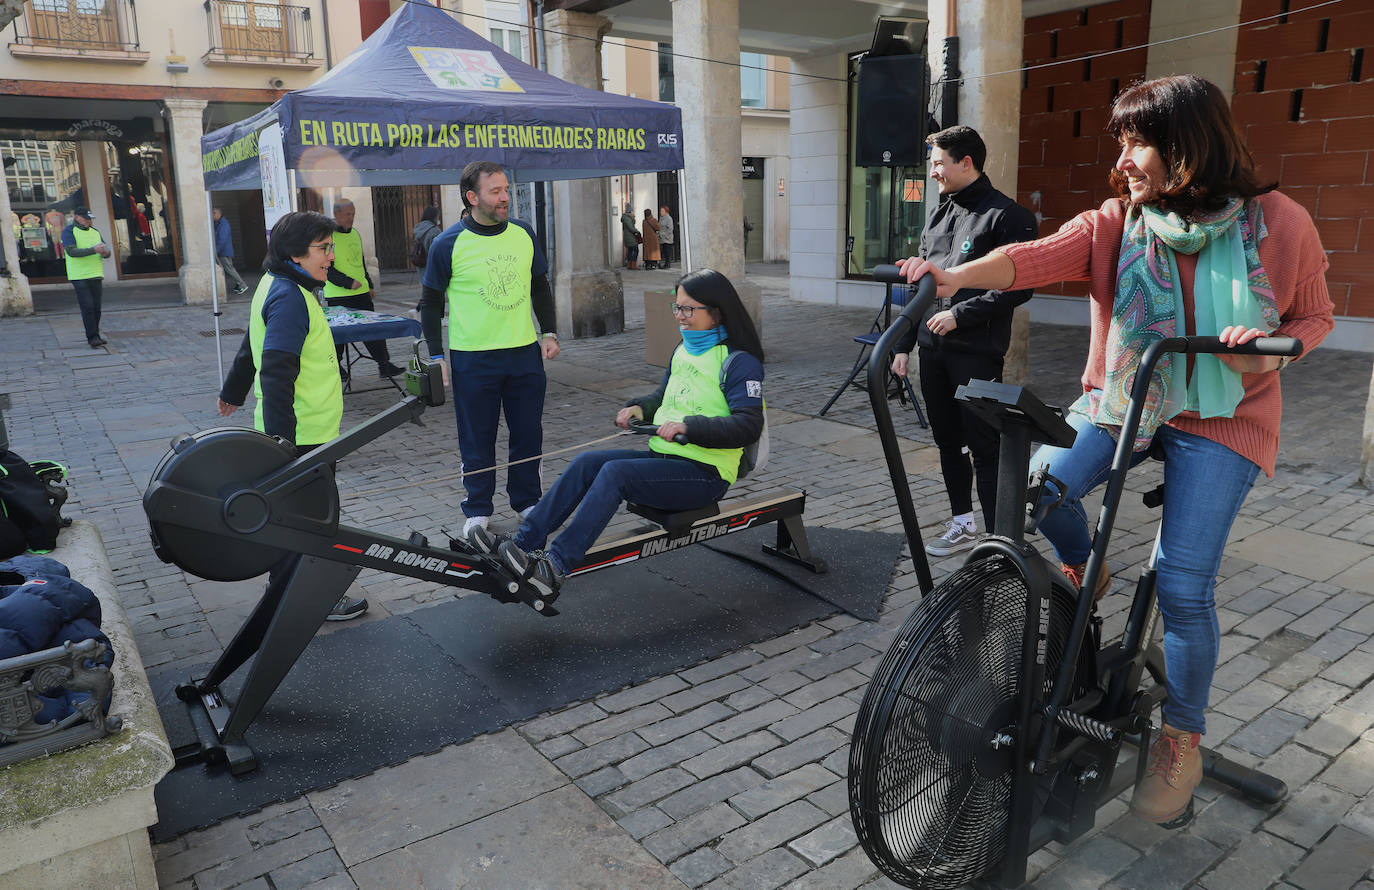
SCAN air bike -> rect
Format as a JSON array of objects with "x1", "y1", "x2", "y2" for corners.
[
  {"x1": 142, "y1": 356, "x2": 824, "y2": 774},
  {"x1": 846, "y1": 268, "x2": 1294, "y2": 889}
]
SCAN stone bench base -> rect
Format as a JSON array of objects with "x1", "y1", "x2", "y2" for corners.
[{"x1": 0, "y1": 521, "x2": 174, "y2": 888}]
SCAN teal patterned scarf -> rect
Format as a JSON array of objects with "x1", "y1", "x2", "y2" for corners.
[{"x1": 1071, "y1": 198, "x2": 1279, "y2": 450}]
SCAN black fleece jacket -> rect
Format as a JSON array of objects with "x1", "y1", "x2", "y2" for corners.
[{"x1": 896, "y1": 172, "x2": 1038, "y2": 357}]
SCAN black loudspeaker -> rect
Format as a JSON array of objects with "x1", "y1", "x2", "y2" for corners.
[{"x1": 855, "y1": 54, "x2": 927, "y2": 167}]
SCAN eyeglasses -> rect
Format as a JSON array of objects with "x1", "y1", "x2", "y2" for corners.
[
  {"x1": 670, "y1": 303, "x2": 705, "y2": 317},
  {"x1": 311, "y1": 241, "x2": 335, "y2": 254}
]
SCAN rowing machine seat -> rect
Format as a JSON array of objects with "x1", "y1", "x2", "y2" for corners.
[{"x1": 627, "y1": 502, "x2": 720, "y2": 537}]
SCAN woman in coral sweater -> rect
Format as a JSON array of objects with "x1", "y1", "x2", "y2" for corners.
[{"x1": 899, "y1": 75, "x2": 1334, "y2": 827}]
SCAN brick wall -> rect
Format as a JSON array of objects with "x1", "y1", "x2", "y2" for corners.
[
  {"x1": 1018, "y1": 0, "x2": 1150, "y2": 298},
  {"x1": 1233, "y1": 0, "x2": 1374, "y2": 319}
]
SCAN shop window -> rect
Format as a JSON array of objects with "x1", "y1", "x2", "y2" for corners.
[
  {"x1": 844, "y1": 53, "x2": 925, "y2": 276},
  {"x1": 101, "y1": 141, "x2": 177, "y2": 276},
  {"x1": 1, "y1": 138, "x2": 86, "y2": 282}
]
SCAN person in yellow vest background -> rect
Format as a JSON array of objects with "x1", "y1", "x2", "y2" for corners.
[
  {"x1": 215, "y1": 210, "x2": 368, "y2": 621},
  {"x1": 61, "y1": 205, "x2": 111, "y2": 348},
  {"x1": 323, "y1": 198, "x2": 405, "y2": 380}
]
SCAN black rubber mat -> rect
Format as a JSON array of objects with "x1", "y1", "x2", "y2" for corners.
[{"x1": 150, "y1": 526, "x2": 901, "y2": 839}]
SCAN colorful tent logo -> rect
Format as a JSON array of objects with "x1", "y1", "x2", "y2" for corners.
[{"x1": 409, "y1": 47, "x2": 524, "y2": 93}]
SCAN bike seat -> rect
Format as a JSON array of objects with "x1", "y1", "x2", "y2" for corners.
[{"x1": 628, "y1": 502, "x2": 720, "y2": 536}]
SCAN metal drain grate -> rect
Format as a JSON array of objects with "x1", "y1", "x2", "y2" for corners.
[{"x1": 199, "y1": 328, "x2": 246, "y2": 337}]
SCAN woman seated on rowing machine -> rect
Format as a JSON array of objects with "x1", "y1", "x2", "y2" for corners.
[
  {"x1": 461, "y1": 268, "x2": 765, "y2": 603},
  {"x1": 897, "y1": 75, "x2": 1334, "y2": 826}
]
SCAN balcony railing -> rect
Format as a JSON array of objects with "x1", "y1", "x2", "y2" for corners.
[
  {"x1": 204, "y1": 0, "x2": 314, "y2": 63},
  {"x1": 11, "y1": 0, "x2": 142, "y2": 53}
]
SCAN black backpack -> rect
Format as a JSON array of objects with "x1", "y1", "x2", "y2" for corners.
[
  {"x1": 0, "y1": 453, "x2": 69, "y2": 558},
  {"x1": 410, "y1": 225, "x2": 437, "y2": 268}
]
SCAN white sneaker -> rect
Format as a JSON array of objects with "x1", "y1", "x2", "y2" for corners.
[
  {"x1": 925, "y1": 519, "x2": 977, "y2": 556},
  {"x1": 463, "y1": 516, "x2": 489, "y2": 534}
]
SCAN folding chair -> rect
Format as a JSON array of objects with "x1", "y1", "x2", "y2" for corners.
[{"x1": 816, "y1": 281, "x2": 928, "y2": 427}]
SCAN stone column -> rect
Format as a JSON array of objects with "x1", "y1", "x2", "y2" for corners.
[
  {"x1": 928, "y1": 0, "x2": 1028, "y2": 382},
  {"x1": 1146, "y1": 0, "x2": 1242, "y2": 99},
  {"x1": 543, "y1": 9, "x2": 623, "y2": 339},
  {"x1": 0, "y1": 159, "x2": 33, "y2": 317},
  {"x1": 670, "y1": 0, "x2": 759, "y2": 331},
  {"x1": 788, "y1": 51, "x2": 848, "y2": 305},
  {"x1": 164, "y1": 98, "x2": 222, "y2": 305}
]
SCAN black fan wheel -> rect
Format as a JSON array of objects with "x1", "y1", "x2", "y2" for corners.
[
  {"x1": 144, "y1": 427, "x2": 337, "y2": 582},
  {"x1": 849, "y1": 556, "x2": 1081, "y2": 890}
]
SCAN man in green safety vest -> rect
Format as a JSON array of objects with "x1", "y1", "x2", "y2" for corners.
[
  {"x1": 323, "y1": 198, "x2": 405, "y2": 380},
  {"x1": 60, "y1": 206, "x2": 111, "y2": 348},
  {"x1": 419, "y1": 160, "x2": 559, "y2": 547}
]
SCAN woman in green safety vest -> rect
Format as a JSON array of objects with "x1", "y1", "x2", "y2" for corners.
[
  {"x1": 214, "y1": 210, "x2": 368, "y2": 622},
  {"x1": 464, "y1": 269, "x2": 766, "y2": 609}
]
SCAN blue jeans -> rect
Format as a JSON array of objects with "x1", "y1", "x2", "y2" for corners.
[
  {"x1": 514, "y1": 448, "x2": 728, "y2": 574},
  {"x1": 449, "y1": 343, "x2": 546, "y2": 518},
  {"x1": 1030, "y1": 413, "x2": 1259, "y2": 734}
]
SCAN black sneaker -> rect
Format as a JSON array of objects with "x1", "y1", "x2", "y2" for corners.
[
  {"x1": 456, "y1": 521, "x2": 502, "y2": 556},
  {"x1": 378, "y1": 361, "x2": 406, "y2": 378},
  {"x1": 88, "y1": 335, "x2": 107, "y2": 348},
  {"x1": 326, "y1": 594, "x2": 368, "y2": 621},
  {"x1": 498, "y1": 540, "x2": 564, "y2": 603},
  {"x1": 233, "y1": 285, "x2": 248, "y2": 295}
]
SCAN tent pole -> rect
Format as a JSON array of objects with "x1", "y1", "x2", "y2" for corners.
[
  {"x1": 678, "y1": 168, "x2": 691, "y2": 271},
  {"x1": 208, "y1": 191, "x2": 224, "y2": 387}
]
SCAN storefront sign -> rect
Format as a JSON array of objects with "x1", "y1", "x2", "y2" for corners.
[{"x1": 741, "y1": 157, "x2": 764, "y2": 179}]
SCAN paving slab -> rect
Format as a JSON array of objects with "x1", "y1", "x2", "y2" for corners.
[
  {"x1": 347, "y1": 784, "x2": 687, "y2": 889},
  {"x1": 1228, "y1": 527, "x2": 1374, "y2": 582}
]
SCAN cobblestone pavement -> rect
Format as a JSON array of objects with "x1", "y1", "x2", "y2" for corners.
[{"x1": 6, "y1": 264, "x2": 1373, "y2": 890}]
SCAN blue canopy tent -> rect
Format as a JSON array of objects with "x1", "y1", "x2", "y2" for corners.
[{"x1": 200, "y1": 1, "x2": 685, "y2": 374}]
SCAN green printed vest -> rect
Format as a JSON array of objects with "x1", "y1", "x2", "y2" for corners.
[
  {"x1": 649, "y1": 343, "x2": 744, "y2": 485},
  {"x1": 323, "y1": 227, "x2": 369, "y2": 298},
  {"x1": 249, "y1": 276, "x2": 343, "y2": 445},
  {"x1": 64, "y1": 225, "x2": 104, "y2": 281},
  {"x1": 445, "y1": 225, "x2": 536, "y2": 351}
]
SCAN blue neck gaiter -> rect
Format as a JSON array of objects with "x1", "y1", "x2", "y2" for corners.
[{"x1": 681, "y1": 326, "x2": 725, "y2": 355}]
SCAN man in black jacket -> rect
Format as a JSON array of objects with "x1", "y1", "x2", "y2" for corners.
[{"x1": 893, "y1": 125, "x2": 1038, "y2": 556}]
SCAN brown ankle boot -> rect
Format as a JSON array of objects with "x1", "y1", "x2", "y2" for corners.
[
  {"x1": 1131, "y1": 723, "x2": 1202, "y2": 824},
  {"x1": 1061, "y1": 561, "x2": 1111, "y2": 601}
]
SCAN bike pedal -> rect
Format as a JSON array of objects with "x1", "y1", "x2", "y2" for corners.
[
  {"x1": 408, "y1": 531, "x2": 429, "y2": 548},
  {"x1": 1156, "y1": 796, "x2": 1195, "y2": 830}
]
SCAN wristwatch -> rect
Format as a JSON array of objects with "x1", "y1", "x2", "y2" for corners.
[{"x1": 542, "y1": 332, "x2": 559, "y2": 341}]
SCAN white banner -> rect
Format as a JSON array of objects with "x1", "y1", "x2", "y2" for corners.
[{"x1": 258, "y1": 122, "x2": 291, "y2": 240}]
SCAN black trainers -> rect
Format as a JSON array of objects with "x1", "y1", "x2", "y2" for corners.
[
  {"x1": 326, "y1": 594, "x2": 368, "y2": 621},
  {"x1": 88, "y1": 335, "x2": 107, "y2": 348},
  {"x1": 378, "y1": 361, "x2": 406, "y2": 378},
  {"x1": 498, "y1": 540, "x2": 564, "y2": 603},
  {"x1": 456, "y1": 520, "x2": 503, "y2": 556},
  {"x1": 233, "y1": 284, "x2": 248, "y2": 294}
]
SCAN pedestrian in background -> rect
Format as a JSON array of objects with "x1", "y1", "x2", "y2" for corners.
[
  {"x1": 621, "y1": 204, "x2": 640, "y2": 270},
  {"x1": 61, "y1": 205, "x2": 110, "y2": 348},
  {"x1": 323, "y1": 198, "x2": 405, "y2": 379},
  {"x1": 213, "y1": 207, "x2": 249, "y2": 295},
  {"x1": 658, "y1": 205, "x2": 675, "y2": 269},
  {"x1": 641, "y1": 208, "x2": 661, "y2": 270}
]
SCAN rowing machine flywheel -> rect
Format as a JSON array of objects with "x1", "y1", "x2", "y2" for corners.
[
  {"x1": 144, "y1": 427, "x2": 339, "y2": 582},
  {"x1": 848, "y1": 556, "x2": 1080, "y2": 889}
]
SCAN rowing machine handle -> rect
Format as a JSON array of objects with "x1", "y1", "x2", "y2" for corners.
[
  {"x1": 626, "y1": 419, "x2": 688, "y2": 445},
  {"x1": 1167, "y1": 336, "x2": 1302, "y2": 357},
  {"x1": 872, "y1": 264, "x2": 906, "y2": 284}
]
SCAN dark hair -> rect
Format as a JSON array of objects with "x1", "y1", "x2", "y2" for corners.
[
  {"x1": 676, "y1": 268, "x2": 764, "y2": 362},
  {"x1": 460, "y1": 161, "x2": 504, "y2": 208},
  {"x1": 266, "y1": 211, "x2": 337, "y2": 266},
  {"x1": 1107, "y1": 74, "x2": 1275, "y2": 219},
  {"x1": 421, "y1": 205, "x2": 440, "y2": 223},
  {"x1": 644, "y1": 208, "x2": 654, "y2": 216},
  {"x1": 927, "y1": 125, "x2": 987, "y2": 172}
]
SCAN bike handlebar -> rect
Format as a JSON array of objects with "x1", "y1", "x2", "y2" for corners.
[{"x1": 1152, "y1": 335, "x2": 1302, "y2": 357}]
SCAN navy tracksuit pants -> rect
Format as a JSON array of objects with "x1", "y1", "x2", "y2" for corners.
[{"x1": 449, "y1": 342, "x2": 547, "y2": 518}]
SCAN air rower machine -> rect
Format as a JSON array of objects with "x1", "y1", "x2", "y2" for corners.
[{"x1": 143, "y1": 356, "x2": 825, "y2": 774}]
